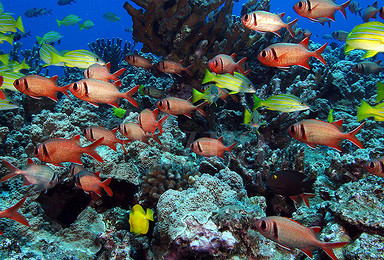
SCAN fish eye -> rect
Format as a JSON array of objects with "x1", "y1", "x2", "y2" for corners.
[
  {"x1": 298, "y1": 1, "x2": 303, "y2": 8},
  {"x1": 73, "y1": 83, "x2": 78, "y2": 91},
  {"x1": 214, "y1": 60, "x2": 218, "y2": 66},
  {"x1": 369, "y1": 162, "x2": 375, "y2": 168},
  {"x1": 289, "y1": 125, "x2": 295, "y2": 133},
  {"x1": 260, "y1": 220, "x2": 267, "y2": 230},
  {"x1": 244, "y1": 14, "x2": 249, "y2": 21},
  {"x1": 159, "y1": 101, "x2": 163, "y2": 107},
  {"x1": 261, "y1": 51, "x2": 266, "y2": 58},
  {"x1": 82, "y1": 129, "x2": 87, "y2": 135},
  {"x1": 34, "y1": 146, "x2": 39, "y2": 155},
  {"x1": 14, "y1": 79, "x2": 19, "y2": 86}
]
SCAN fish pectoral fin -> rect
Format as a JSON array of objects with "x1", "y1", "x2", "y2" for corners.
[
  {"x1": 306, "y1": 143, "x2": 317, "y2": 149},
  {"x1": 289, "y1": 195, "x2": 300, "y2": 204},
  {"x1": 87, "y1": 101, "x2": 99, "y2": 107},
  {"x1": 276, "y1": 243, "x2": 292, "y2": 251},
  {"x1": 363, "y1": 50, "x2": 379, "y2": 59}
]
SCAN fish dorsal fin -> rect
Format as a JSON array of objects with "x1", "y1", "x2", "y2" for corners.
[
  {"x1": 299, "y1": 37, "x2": 310, "y2": 48},
  {"x1": 310, "y1": 226, "x2": 321, "y2": 236},
  {"x1": 377, "y1": 60, "x2": 382, "y2": 65},
  {"x1": 218, "y1": 136, "x2": 224, "y2": 142},
  {"x1": 279, "y1": 12, "x2": 285, "y2": 18},
  {"x1": 111, "y1": 128, "x2": 118, "y2": 134},
  {"x1": 331, "y1": 119, "x2": 343, "y2": 131},
  {"x1": 94, "y1": 171, "x2": 100, "y2": 178},
  {"x1": 230, "y1": 53, "x2": 236, "y2": 60},
  {"x1": 50, "y1": 75, "x2": 58, "y2": 82},
  {"x1": 106, "y1": 62, "x2": 111, "y2": 70},
  {"x1": 71, "y1": 135, "x2": 81, "y2": 145},
  {"x1": 27, "y1": 158, "x2": 35, "y2": 166},
  {"x1": 372, "y1": 1, "x2": 378, "y2": 8},
  {"x1": 153, "y1": 108, "x2": 159, "y2": 118}
]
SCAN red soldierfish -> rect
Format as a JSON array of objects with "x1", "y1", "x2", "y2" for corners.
[
  {"x1": 254, "y1": 216, "x2": 348, "y2": 260},
  {"x1": 157, "y1": 97, "x2": 207, "y2": 118},
  {"x1": 82, "y1": 125, "x2": 128, "y2": 154},
  {"x1": 241, "y1": 11, "x2": 299, "y2": 37},
  {"x1": 83, "y1": 62, "x2": 126, "y2": 86},
  {"x1": 118, "y1": 122, "x2": 162, "y2": 145},
  {"x1": 0, "y1": 197, "x2": 30, "y2": 235},
  {"x1": 258, "y1": 37, "x2": 327, "y2": 70},
  {"x1": 126, "y1": 54, "x2": 153, "y2": 70},
  {"x1": 155, "y1": 60, "x2": 194, "y2": 76},
  {"x1": 288, "y1": 119, "x2": 364, "y2": 152},
  {"x1": 74, "y1": 170, "x2": 113, "y2": 197},
  {"x1": 138, "y1": 108, "x2": 168, "y2": 136},
  {"x1": 208, "y1": 53, "x2": 249, "y2": 75},
  {"x1": 34, "y1": 135, "x2": 104, "y2": 166},
  {"x1": 365, "y1": 157, "x2": 384, "y2": 177},
  {"x1": 2, "y1": 159, "x2": 58, "y2": 192},
  {"x1": 0, "y1": 76, "x2": 5, "y2": 100},
  {"x1": 190, "y1": 137, "x2": 237, "y2": 159},
  {"x1": 293, "y1": 0, "x2": 351, "y2": 22},
  {"x1": 13, "y1": 75, "x2": 71, "y2": 102},
  {"x1": 67, "y1": 79, "x2": 139, "y2": 108}
]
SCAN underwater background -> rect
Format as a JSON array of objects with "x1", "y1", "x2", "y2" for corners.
[{"x1": 1, "y1": 0, "x2": 384, "y2": 259}]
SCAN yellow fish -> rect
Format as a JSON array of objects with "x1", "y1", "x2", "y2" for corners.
[{"x1": 129, "y1": 204, "x2": 154, "y2": 235}]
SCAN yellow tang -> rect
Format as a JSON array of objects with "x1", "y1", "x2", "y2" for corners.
[{"x1": 129, "y1": 204, "x2": 154, "y2": 235}]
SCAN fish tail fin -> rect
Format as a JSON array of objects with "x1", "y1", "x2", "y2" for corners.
[
  {"x1": 146, "y1": 208, "x2": 154, "y2": 221},
  {"x1": 1, "y1": 160, "x2": 21, "y2": 182},
  {"x1": 184, "y1": 64, "x2": 194, "y2": 76},
  {"x1": 122, "y1": 85, "x2": 139, "y2": 107},
  {"x1": 84, "y1": 137, "x2": 104, "y2": 163},
  {"x1": 196, "y1": 101, "x2": 208, "y2": 116},
  {"x1": 0, "y1": 89, "x2": 5, "y2": 100},
  {"x1": 300, "y1": 193, "x2": 316, "y2": 207},
  {"x1": 111, "y1": 68, "x2": 126, "y2": 81},
  {"x1": 192, "y1": 88, "x2": 204, "y2": 103},
  {"x1": 287, "y1": 18, "x2": 299, "y2": 37},
  {"x1": 339, "y1": 0, "x2": 351, "y2": 19},
  {"x1": 152, "y1": 133, "x2": 163, "y2": 146},
  {"x1": 79, "y1": 22, "x2": 84, "y2": 31},
  {"x1": 1, "y1": 197, "x2": 30, "y2": 227},
  {"x1": 50, "y1": 50, "x2": 64, "y2": 65},
  {"x1": 356, "y1": 100, "x2": 373, "y2": 121},
  {"x1": 0, "y1": 54, "x2": 10, "y2": 66},
  {"x1": 202, "y1": 69, "x2": 215, "y2": 84},
  {"x1": 5, "y1": 34, "x2": 14, "y2": 45},
  {"x1": 244, "y1": 109, "x2": 252, "y2": 125},
  {"x1": 253, "y1": 94, "x2": 263, "y2": 110},
  {"x1": 157, "y1": 115, "x2": 168, "y2": 136},
  {"x1": 36, "y1": 36, "x2": 44, "y2": 46},
  {"x1": 15, "y1": 16, "x2": 24, "y2": 33},
  {"x1": 225, "y1": 141, "x2": 238, "y2": 159},
  {"x1": 313, "y1": 43, "x2": 328, "y2": 66},
  {"x1": 59, "y1": 81, "x2": 73, "y2": 100},
  {"x1": 56, "y1": 19, "x2": 62, "y2": 28},
  {"x1": 321, "y1": 241, "x2": 348, "y2": 260},
  {"x1": 376, "y1": 82, "x2": 384, "y2": 103},
  {"x1": 101, "y1": 178, "x2": 113, "y2": 197},
  {"x1": 236, "y1": 57, "x2": 247, "y2": 75},
  {"x1": 346, "y1": 122, "x2": 365, "y2": 149}
]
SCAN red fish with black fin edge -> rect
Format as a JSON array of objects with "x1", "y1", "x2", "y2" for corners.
[
  {"x1": 157, "y1": 97, "x2": 207, "y2": 118},
  {"x1": 67, "y1": 79, "x2": 139, "y2": 108},
  {"x1": 258, "y1": 37, "x2": 327, "y2": 70},
  {"x1": 13, "y1": 75, "x2": 71, "y2": 102},
  {"x1": 288, "y1": 119, "x2": 364, "y2": 152},
  {"x1": 138, "y1": 108, "x2": 168, "y2": 136},
  {"x1": 0, "y1": 197, "x2": 30, "y2": 235},
  {"x1": 74, "y1": 170, "x2": 113, "y2": 197},
  {"x1": 155, "y1": 60, "x2": 194, "y2": 76},
  {"x1": 2, "y1": 159, "x2": 58, "y2": 192},
  {"x1": 126, "y1": 54, "x2": 153, "y2": 70},
  {"x1": 241, "y1": 11, "x2": 299, "y2": 38},
  {"x1": 190, "y1": 137, "x2": 237, "y2": 159},
  {"x1": 0, "y1": 76, "x2": 5, "y2": 100},
  {"x1": 83, "y1": 62, "x2": 126, "y2": 86},
  {"x1": 34, "y1": 135, "x2": 104, "y2": 166},
  {"x1": 293, "y1": 0, "x2": 351, "y2": 22},
  {"x1": 82, "y1": 125, "x2": 129, "y2": 154},
  {"x1": 208, "y1": 53, "x2": 250, "y2": 75},
  {"x1": 118, "y1": 122, "x2": 162, "y2": 145},
  {"x1": 254, "y1": 216, "x2": 348, "y2": 260}
]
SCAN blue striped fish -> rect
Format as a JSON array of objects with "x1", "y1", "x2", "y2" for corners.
[
  {"x1": 0, "y1": 14, "x2": 24, "y2": 33},
  {"x1": 36, "y1": 31, "x2": 63, "y2": 45},
  {"x1": 202, "y1": 69, "x2": 255, "y2": 94},
  {"x1": 357, "y1": 100, "x2": 384, "y2": 121},
  {"x1": 1, "y1": 71, "x2": 24, "y2": 91},
  {"x1": 253, "y1": 94, "x2": 309, "y2": 112},
  {"x1": 39, "y1": 44, "x2": 65, "y2": 66},
  {"x1": 345, "y1": 21, "x2": 384, "y2": 58},
  {"x1": 0, "y1": 32, "x2": 14, "y2": 45},
  {"x1": 56, "y1": 14, "x2": 81, "y2": 27},
  {"x1": 0, "y1": 97, "x2": 19, "y2": 110}
]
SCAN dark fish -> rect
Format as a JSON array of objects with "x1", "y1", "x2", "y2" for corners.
[
  {"x1": 139, "y1": 85, "x2": 165, "y2": 99},
  {"x1": 348, "y1": 0, "x2": 362, "y2": 16},
  {"x1": 266, "y1": 170, "x2": 315, "y2": 207},
  {"x1": 57, "y1": 0, "x2": 76, "y2": 5},
  {"x1": 24, "y1": 8, "x2": 52, "y2": 18}
]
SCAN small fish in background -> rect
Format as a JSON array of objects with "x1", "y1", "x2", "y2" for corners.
[
  {"x1": 157, "y1": 97, "x2": 207, "y2": 118},
  {"x1": 56, "y1": 14, "x2": 81, "y2": 28},
  {"x1": 1, "y1": 159, "x2": 58, "y2": 192},
  {"x1": 244, "y1": 109, "x2": 265, "y2": 134},
  {"x1": 328, "y1": 108, "x2": 334, "y2": 122},
  {"x1": 103, "y1": 12, "x2": 120, "y2": 23},
  {"x1": 126, "y1": 54, "x2": 153, "y2": 70},
  {"x1": 362, "y1": 1, "x2": 382, "y2": 22},
  {"x1": 1, "y1": 71, "x2": 24, "y2": 92},
  {"x1": 352, "y1": 61, "x2": 384, "y2": 74},
  {"x1": 48, "y1": 48, "x2": 105, "y2": 69},
  {"x1": 190, "y1": 137, "x2": 237, "y2": 159},
  {"x1": 82, "y1": 125, "x2": 129, "y2": 154},
  {"x1": 34, "y1": 135, "x2": 104, "y2": 166},
  {"x1": 79, "y1": 19, "x2": 94, "y2": 30},
  {"x1": 0, "y1": 33, "x2": 15, "y2": 45},
  {"x1": 253, "y1": 94, "x2": 310, "y2": 113},
  {"x1": 356, "y1": 100, "x2": 384, "y2": 121},
  {"x1": 112, "y1": 107, "x2": 126, "y2": 118},
  {"x1": 0, "y1": 197, "x2": 30, "y2": 235},
  {"x1": 322, "y1": 34, "x2": 333, "y2": 39},
  {"x1": 266, "y1": 170, "x2": 315, "y2": 207},
  {"x1": 8, "y1": 59, "x2": 30, "y2": 72},
  {"x1": 139, "y1": 85, "x2": 165, "y2": 99},
  {"x1": 345, "y1": 21, "x2": 384, "y2": 58},
  {"x1": 57, "y1": 0, "x2": 76, "y2": 5},
  {"x1": 83, "y1": 62, "x2": 125, "y2": 86},
  {"x1": 138, "y1": 108, "x2": 168, "y2": 136},
  {"x1": 208, "y1": 53, "x2": 249, "y2": 75},
  {"x1": 13, "y1": 30, "x2": 32, "y2": 42},
  {"x1": 69, "y1": 163, "x2": 84, "y2": 177},
  {"x1": 241, "y1": 11, "x2": 299, "y2": 37},
  {"x1": 124, "y1": 27, "x2": 133, "y2": 33},
  {"x1": 0, "y1": 13, "x2": 24, "y2": 33},
  {"x1": 67, "y1": 79, "x2": 139, "y2": 108},
  {"x1": 155, "y1": 60, "x2": 194, "y2": 77},
  {"x1": 13, "y1": 75, "x2": 70, "y2": 102},
  {"x1": 202, "y1": 70, "x2": 256, "y2": 94},
  {"x1": 293, "y1": 0, "x2": 351, "y2": 22},
  {"x1": 192, "y1": 85, "x2": 220, "y2": 105},
  {"x1": 258, "y1": 37, "x2": 328, "y2": 70},
  {"x1": 201, "y1": 84, "x2": 238, "y2": 103},
  {"x1": 253, "y1": 216, "x2": 348, "y2": 260},
  {"x1": 288, "y1": 119, "x2": 364, "y2": 152},
  {"x1": 332, "y1": 30, "x2": 349, "y2": 41},
  {"x1": 129, "y1": 204, "x2": 154, "y2": 235},
  {"x1": 74, "y1": 170, "x2": 113, "y2": 197},
  {"x1": 24, "y1": 8, "x2": 52, "y2": 18},
  {"x1": 365, "y1": 157, "x2": 384, "y2": 177},
  {"x1": 349, "y1": 0, "x2": 363, "y2": 16},
  {"x1": 118, "y1": 122, "x2": 162, "y2": 145},
  {"x1": 36, "y1": 31, "x2": 63, "y2": 45}
]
